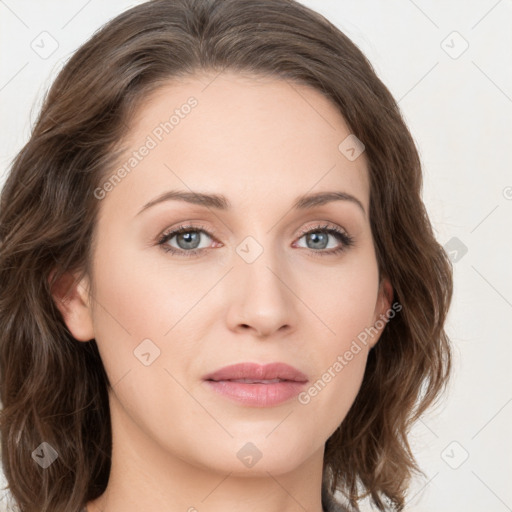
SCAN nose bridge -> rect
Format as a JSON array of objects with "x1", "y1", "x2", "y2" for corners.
[
  {"x1": 236, "y1": 231, "x2": 289, "y2": 301},
  {"x1": 226, "y1": 230, "x2": 296, "y2": 336}
]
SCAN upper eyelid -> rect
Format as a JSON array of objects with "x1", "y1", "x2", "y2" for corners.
[{"x1": 159, "y1": 223, "x2": 216, "y2": 240}]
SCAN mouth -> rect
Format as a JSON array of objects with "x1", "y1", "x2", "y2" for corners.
[
  {"x1": 203, "y1": 361, "x2": 308, "y2": 382},
  {"x1": 222, "y1": 378, "x2": 287, "y2": 384},
  {"x1": 202, "y1": 362, "x2": 308, "y2": 407}
]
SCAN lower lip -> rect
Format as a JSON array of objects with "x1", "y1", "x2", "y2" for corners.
[{"x1": 204, "y1": 380, "x2": 307, "y2": 407}]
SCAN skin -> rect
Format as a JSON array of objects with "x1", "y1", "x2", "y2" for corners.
[{"x1": 54, "y1": 71, "x2": 392, "y2": 512}]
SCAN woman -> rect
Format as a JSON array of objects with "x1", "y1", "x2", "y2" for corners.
[{"x1": 0, "y1": 0, "x2": 452, "y2": 511}]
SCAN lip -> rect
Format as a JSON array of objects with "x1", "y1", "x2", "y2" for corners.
[{"x1": 203, "y1": 362, "x2": 308, "y2": 407}]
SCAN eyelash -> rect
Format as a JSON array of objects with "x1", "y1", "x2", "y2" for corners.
[{"x1": 156, "y1": 223, "x2": 355, "y2": 258}]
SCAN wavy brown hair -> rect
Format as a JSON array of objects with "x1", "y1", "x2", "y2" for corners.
[{"x1": 0, "y1": 0, "x2": 453, "y2": 510}]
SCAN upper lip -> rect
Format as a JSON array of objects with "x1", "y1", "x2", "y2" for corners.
[{"x1": 203, "y1": 362, "x2": 308, "y2": 383}]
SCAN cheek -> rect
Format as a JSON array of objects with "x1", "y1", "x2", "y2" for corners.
[
  {"x1": 294, "y1": 254, "x2": 380, "y2": 425},
  {"x1": 303, "y1": 249, "x2": 380, "y2": 354},
  {"x1": 91, "y1": 212, "x2": 202, "y2": 333},
  {"x1": 298, "y1": 350, "x2": 369, "y2": 433},
  {"x1": 296, "y1": 298, "x2": 374, "y2": 437},
  {"x1": 88, "y1": 226, "x2": 227, "y2": 392},
  {"x1": 88, "y1": 229, "x2": 180, "y2": 379}
]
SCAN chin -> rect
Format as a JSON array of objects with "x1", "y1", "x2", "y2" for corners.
[{"x1": 191, "y1": 435, "x2": 317, "y2": 477}]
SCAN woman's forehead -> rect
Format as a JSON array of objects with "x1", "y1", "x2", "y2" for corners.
[{"x1": 104, "y1": 72, "x2": 370, "y2": 215}]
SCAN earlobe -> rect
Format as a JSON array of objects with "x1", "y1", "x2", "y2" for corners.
[{"x1": 49, "y1": 269, "x2": 95, "y2": 342}]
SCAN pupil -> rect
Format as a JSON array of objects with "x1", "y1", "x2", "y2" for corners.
[
  {"x1": 308, "y1": 232, "x2": 327, "y2": 249},
  {"x1": 178, "y1": 232, "x2": 200, "y2": 249}
]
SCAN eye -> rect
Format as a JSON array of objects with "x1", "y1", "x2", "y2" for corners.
[
  {"x1": 294, "y1": 223, "x2": 354, "y2": 256},
  {"x1": 157, "y1": 224, "x2": 216, "y2": 257},
  {"x1": 157, "y1": 222, "x2": 354, "y2": 257}
]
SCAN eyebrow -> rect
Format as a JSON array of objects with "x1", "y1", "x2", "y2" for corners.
[{"x1": 136, "y1": 190, "x2": 366, "y2": 217}]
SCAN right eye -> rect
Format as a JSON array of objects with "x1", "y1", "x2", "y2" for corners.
[{"x1": 157, "y1": 223, "x2": 219, "y2": 257}]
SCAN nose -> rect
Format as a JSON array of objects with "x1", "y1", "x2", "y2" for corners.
[{"x1": 225, "y1": 245, "x2": 297, "y2": 339}]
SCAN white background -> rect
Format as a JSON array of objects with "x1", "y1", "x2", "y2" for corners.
[{"x1": 1, "y1": 1, "x2": 511, "y2": 511}]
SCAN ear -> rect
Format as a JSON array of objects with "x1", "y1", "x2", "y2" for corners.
[
  {"x1": 369, "y1": 277, "x2": 394, "y2": 349},
  {"x1": 49, "y1": 269, "x2": 95, "y2": 342}
]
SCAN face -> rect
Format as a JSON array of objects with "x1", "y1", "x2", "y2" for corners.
[{"x1": 57, "y1": 71, "x2": 392, "y2": 476}]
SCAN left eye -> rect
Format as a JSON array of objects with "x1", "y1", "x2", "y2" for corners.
[
  {"x1": 157, "y1": 224, "x2": 353, "y2": 256},
  {"x1": 295, "y1": 228, "x2": 347, "y2": 251}
]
